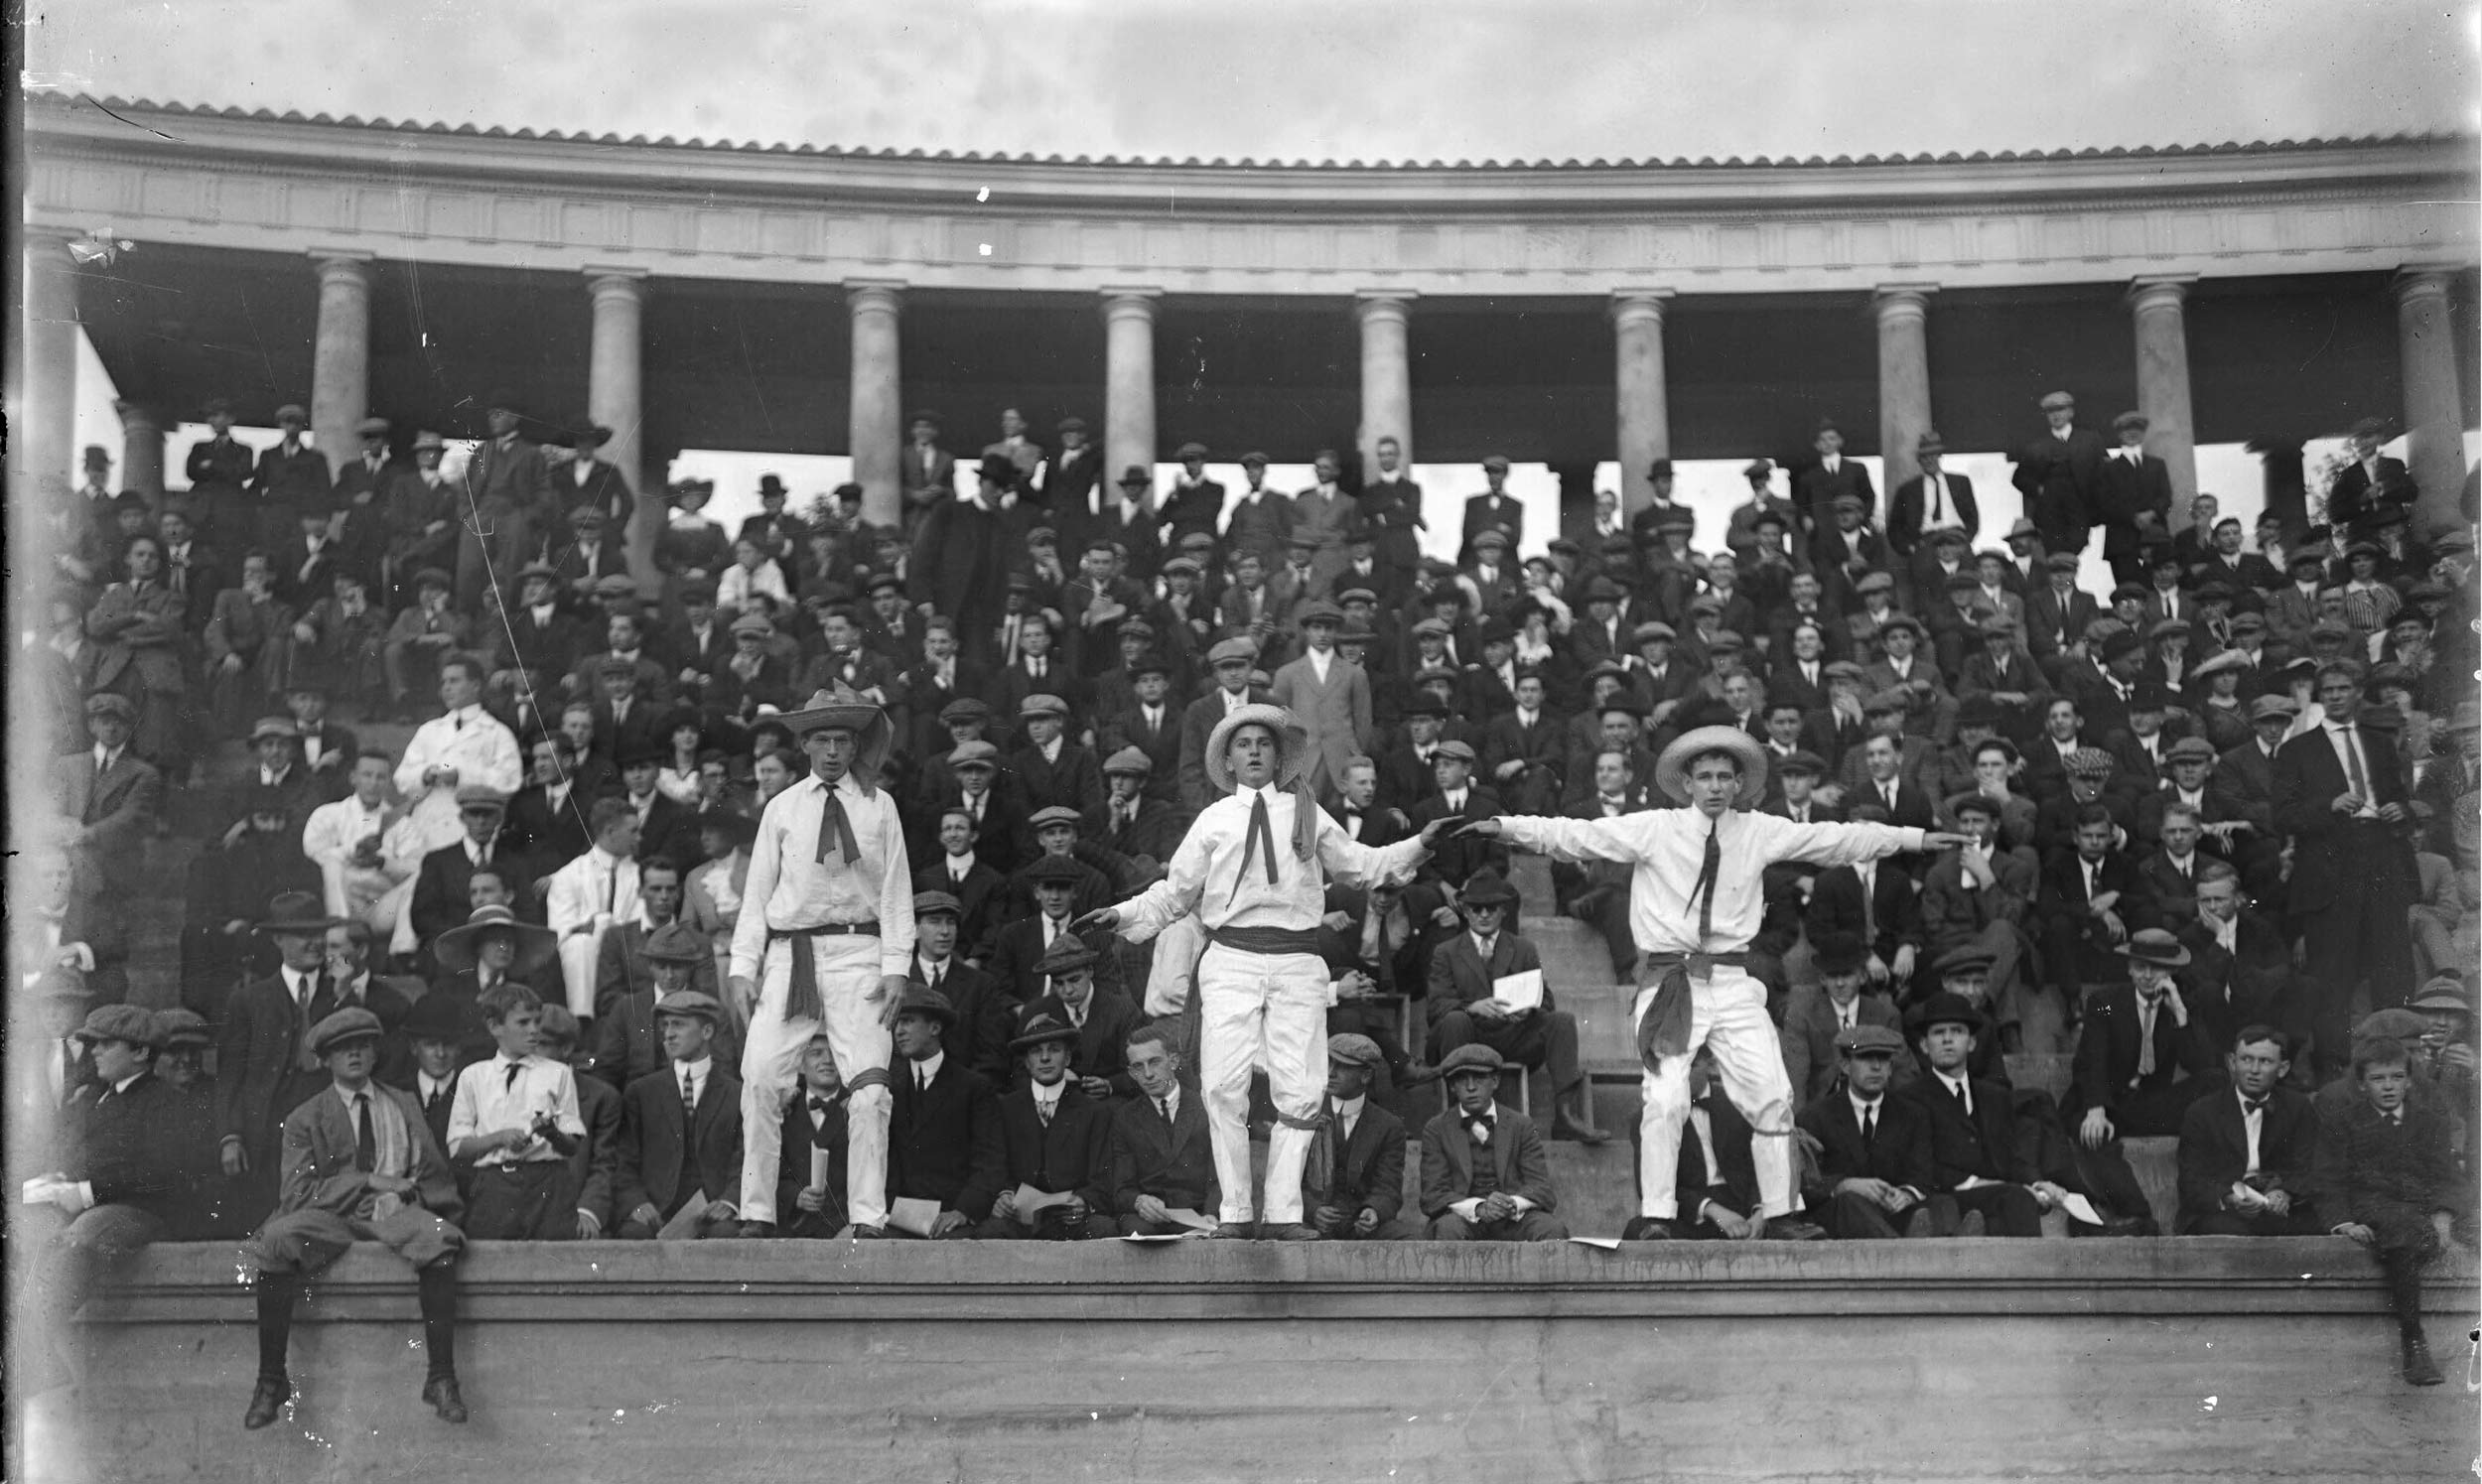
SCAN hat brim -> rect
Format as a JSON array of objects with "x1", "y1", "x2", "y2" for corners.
[
  {"x1": 1652, "y1": 727, "x2": 1769, "y2": 806},
  {"x1": 777, "y1": 698, "x2": 895, "y2": 779},
  {"x1": 1203, "y1": 704, "x2": 1312, "y2": 795},
  {"x1": 433, "y1": 916, "x2": 559, "y2": 976},
  {"x1": 1009, "y1": 1025, "x2": 1080, "y2": 1052},
  {"x1": 254, "y1": 911, "x2": 346, "y2": 937}
]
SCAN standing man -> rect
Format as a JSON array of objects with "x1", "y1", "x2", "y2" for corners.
[
  {"x1": 1459, "y1": 726, "x2": 1966, "y2": 1239},
  {"x1": 2012, "y1": 390, "x2": 2108, "y2": 557},
  {"x1": 728, "y1": 688, "x2": 915, "y2": 1238},
  {"x1": 2095, "y1": 412, "x2": 2175, "y2": 588},
  {"x1": 1888, "y1": 431, "x2": 1978, "y2": 559},
  {"x1": 1460, "y1": 456, "x2": 1524, "y2": 563},
  {"x1": 1076, "y1": 706, "x2": 1452, "y2": 1239},
  {"x1": 1793, "y1": 419, "x2": 1875, "y2": 538},
  {"x1": 1270, "y1": 602, "x2": 1373, "y2": 803},
  {"x1": 2273, "y1": 662, "x2": 2419, "y2": 1073},
  {"x1": 1358, "y1": 436, "x2": 1425, "y2": 598}
]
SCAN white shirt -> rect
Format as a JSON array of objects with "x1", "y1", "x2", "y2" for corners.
[
  {"x1": 1113, "y1": 784, "x2": 1429, "y2": 942},
  {"x1": 547, "y1": 847, "x2": 642, "y2": 938},
  {"x1": 1306, "y1": 647, "x2": 1333, "y2": 684},
  {"x1": 1501, "y1": 810, "x2": 1922, "y2": 956},
  {"x1": 302, "y1": 796, "x2": 396, "y2": 873},
  {"x1": 729, "y1": 773, "x2": 917, "y2": 980},
  {"x1": 446, "y1": 1052, "x2": 584, "y2": 1165},
  {"x1": 1332, "y1": 1093, "x2": 1365, "y2": 1145},
  {"x1": 394, "y1": 706, "x2": 522, "y2": 814},
  {"x1": 1935, "y1": 1070, "x2": 1974, "y2": 1117},
  {"x1": 1032, "y1": 1078, "x2": 1065, "y2": 1122},
  {"x1": 2237, "y1": 1088, "x2": 2266, "y2": 1175}
]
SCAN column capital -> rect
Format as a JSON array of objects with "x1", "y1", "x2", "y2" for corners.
[
  {"x1": 586, "y1": 266, "x2": 650, "y2": 300},
  {"x1": 1356, "y1": 287, "x2": 1420, "y2": 307},
  {"x1": 309, "y1": 246, "x2": 373, "y2": 267},
  {"x1": 1099, "y1": 287, "x2": 1164, "y2": 322},
  {"x1": 844, "y1": 279, "x2": 907, "y2": 313},
  {"x1": 2127, "y1": 273, "x2": 2198, "y2": 310},
  {"x1": 2392, "y1": 264, "x2": 2463, "y2": 305},
  {"x1": 1608, "y1": 288, "x2": 1675, "y2": 325},
  {"x1": 112, "y1": 399, "x2": 163, "y2": 431},
  {"x1": 1872, "y1": 282, "x2": 1939, "y2": 315}
]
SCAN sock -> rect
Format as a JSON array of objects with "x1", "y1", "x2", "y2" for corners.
[
  {"x1": 254, "y1": 1277, "x2": 300, "y2": 1382},
  {"x1": 2384, "y1": 1252, "x2": 2425, "y2": 1340},
  {"x1": 417, "y1": 1261, "x2": 458, "y2": 1380}
]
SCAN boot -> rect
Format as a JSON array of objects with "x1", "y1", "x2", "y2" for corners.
[
  {"x1": 422, "y1": 1374, "x2": 469, "y2": 1422},
  {"x1": 2403, "y1": 1332, "x2": 2443, "y2": 1387},
  {"x1": 242, "y1": 1377, "x2": 291, "y2": 1430}
]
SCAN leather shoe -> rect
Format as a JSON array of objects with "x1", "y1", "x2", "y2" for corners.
[
  {"x1": 1763, "y1": 1216, "x2": 1827, "y2": 1242},
  {"x1": 1902, "y1": 1206, "x2": 1937, "y2": 1239},
  {"x1": 849, "y1": 1224, "x2": 890, "y2": 1240},
  {"x1": 1208, "y1": 1221, "x2": 1255, "y2": 1239},
  {"x1": 732, "y1": 1220, "x2": 778, "y2": 1239},
  {"x1": 242, "y1": 1377, "x2": 291, "y2": 1430},
  {"x1": 1551, "y1": 1114, "x2": 1611, "y2": 1144},
  {"x1": 2404, "y1": 1334, "x2": 2444, "y2": 1387},
  {"x1": 2095, "y1": 1216, "x2": 2152, "y2": 1238},
  {"x1": 1957, "y1": 1210, "x2": 1987, "y2": 1238},
  {"x1": 421, "y1": 1375, "x2": 468, "y2": 1423},
  {"x1": 1259, "y1": 1222, "x2": 1321, "y2": 1242},
  {"x1": 1620, "y1": 1216, "x2": 1678, "y2": 1241}
]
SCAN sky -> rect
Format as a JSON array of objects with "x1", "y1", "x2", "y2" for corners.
[{"x1": 24, "y1": 0, "x2": 2480, "y2": 165}]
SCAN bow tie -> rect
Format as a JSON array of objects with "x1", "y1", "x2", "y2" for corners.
[
  {"x1": 808, "y1": 1096, "x2": 837, "y2": 1114},
  {"x1": 2241, "y1": 1098, "x2": 2266, "y2": 1116}
]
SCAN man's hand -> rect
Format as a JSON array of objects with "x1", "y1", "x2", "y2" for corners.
[
  {"x1": 1711, "y1": 1207, "x2": 1759, "y2": 1240},
  {"x1": 1467, "y1": 998, "x2": 1513, "y2": 1022},
  {"x1": 1133, "y1": 1195, "x2": 1171, "y2": 1226},
  {"x1": 876, "y1": 974, "x2": 907, "y2": 1028},
  {"x1": 2078, "y1": 1107, "x2": 2116, "y2": 1149},
  {"x1": 1312, "y1": 1204, "x2": 1344, "y2": 1231},
  {"x1": 931, "y1": 1210, "x2": 968, "y2": 1238},
  {"x1": 2028, "y1": 1180, "x2": 2066, "y2": 1213},
  {"x1": 1494, "y1": 759, "x2": 1525, "y2": 781},
  {"x1": 577, "y1": 1209, "x2": 603, "y2": 1240},
  {"x1": 1450, "y1": 818, "x2": 1502, "y2": 841},
  {"x1": 1430, "y1": 904, "x2": 1461, "y2": 929},
  {"x1": 1078, "y1": 1075, "x2": 1113, "y2": 1100},
  {"x1": 2376, "y1": 801, "x2": 2410, "y2": 825},
  {"x1": 2333, "y1": 1221, "x2": 2375, "y2": 1246},
  {"x1": 1836, "y1": 1176, "x2": 1899, "y2": 1209},
  {"x1": 220, "y1": 1139, "x2": 249, "y2": 1177},
  {"x1": 729, "y1": 975, "x2": 758, "y2": 1017},
  {"x1": 1475, "y1": 1193, "x2": 1515, "y2": 1225},
  {"x1": 1919, "y1": 832, "x2": 1975, "y2": 852},
  {"x1": 1889, "y1": 944, "x2": 1917, "y2": 984},
  {"x1": 1070, "y1": 907, "x2": 1122, "y2": 934},
  {"x1": 1960, "y1": 850, "x2": 1996, "y2": 888},
  {"x1": 2098, "y1": 908, "x2": 2127, "y2": 942},
  {"x1": 1354, "y1": 1207, "x2": 1380, "y2": 1236},
  {"x1": 796, "y1": 1185, "x2": 830, "y2": 1214},
  {"x1": 217, "y1": 653, "x2": 244, "y2": 676},
  {"x1": 368, "y1": 1173, "x2": 416, "y2": 1196},
  {"x1": 2331, "y1": 792, "x2": 2364, "y2": 815},
  {"x1": 2262, "y1": 1188, "x2": 2291, "y2": 1216},
  {"x1": 1864, "y1": 952, "x2": 1891, "y2": 985}
]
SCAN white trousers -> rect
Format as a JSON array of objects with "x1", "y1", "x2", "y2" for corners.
[
  {"x1": 1196, "y1": 945, "x2": 1327, "y2": 1225},
  {"x1": 737, "y1": 934, "x2": 893, "y2": 1228},
  {"x1": 557, "y1": 928, "x2": 605, "y2": 1019},
  {"x1": 1635, "y1": 967, "x2": 1797, "y2": 1220}
]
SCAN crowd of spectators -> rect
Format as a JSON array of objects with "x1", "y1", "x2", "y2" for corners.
[{"x1": 20, "y1": 387, "x2": 2478, "y2": 1408}]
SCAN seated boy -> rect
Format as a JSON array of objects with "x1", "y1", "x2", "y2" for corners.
[
  {"x1": 2322, "y1": 1036, "x2": 2476, "y2": 1387},
  {"x1": 1107, "y1": 1023, "x2": 1221, "y2": 1236},
  {"x1": 240, "y1": 1009, "x2": 470, "y2": 1428},
  {"x1": 1418, "y1": 1044, "x2": 1568, "y2": 1241},
  {"x1": 975, "y1": 1002, "x2": 1118, "y2": 1239},
  {"x1": 1303, "y1": 1033, "x2": 1419, "y2": 1241},
  {"x1": 881, "y1": 986, "x2": 1004, "y2": 1239},
  {"x1": 1898, "y1": 993, "x2": 2069, "y2": 1237},
  {"x1": 445, "y1": 984, "x2": 585, "y2": 1239},
  {"x1": 775, "y1": 1032, "x2": 883, "y2": 1239},
  {"x1": 614, "y1": 991, "x2": 744, "y2": 1239}
]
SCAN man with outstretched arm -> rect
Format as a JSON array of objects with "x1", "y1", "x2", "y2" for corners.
[
  {"x1": 1076, "y1": 704, "x2": 1456, "y2": 1239},
  {"x1": 728, "y1": 687, "x2": 914, "y2": 1238},
  {"x1": 1460, "y1": 725, "x2": 1969, "y2": 1240}
]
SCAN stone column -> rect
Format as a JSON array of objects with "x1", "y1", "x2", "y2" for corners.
[
  {"x1": 115, "y1": 400, "x2": 166, "y2": 507},
  {"x1": 2394, "y1": 267, "x2": 2471, "y2": 537},
  {"x1": 2129, "y1": 274, "x2": 2200, "y2": 503},
  {"x1": 1101, "y1": 288, "x2": 1163, "y2": 484},
  {"x1": 1610, "y1": 290, "x2": 1674, "y2": 514},
  {"x1": 585, "y1": 267, "x2": 650, "y2": 587},
  {"x1": 19, "y1": 227, "x2": 81, "y2": 495},
  {"x1": 1355, "y1": 290, "x2": 1417, "y2": 473},
  {"x1": 846, "y1": 280, "x2": 906, "y2": 528},
  {"x1": 309, "y1": 249, "x2": 374, "y2": 478},
  {"x1": 1874, "y1": 285, "x2": 1938, "y2": 496}
]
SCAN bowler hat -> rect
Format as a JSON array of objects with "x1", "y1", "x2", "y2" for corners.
[
  {"x1": 1457, "y1": 868, "x2": 1519, "y2": 908},
  {"x1": 1908, "y1": 992, "x2": 1983, "y2": 1034}
]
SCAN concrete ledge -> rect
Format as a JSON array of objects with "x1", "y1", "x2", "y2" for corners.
[{"x1": 31, "y1": 1240, "x2": 2474, "y2": 1483}]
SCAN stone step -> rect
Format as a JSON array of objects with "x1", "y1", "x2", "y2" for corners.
[
  {"x1": 1504, "y1": 851, "x2": 1556, "y2": 917},
  {"x1": 2123, "y1": 1135, "x2": 2182, "y2": 1234},
  {"x1": 1517, "y1": 914, "x2": 1623, "y2": 999}
]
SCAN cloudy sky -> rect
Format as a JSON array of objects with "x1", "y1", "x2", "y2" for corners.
[{"x1": 26, "y1": 0, "x2": 2479, "y2": 164}]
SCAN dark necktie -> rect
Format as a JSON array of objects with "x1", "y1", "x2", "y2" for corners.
[
  {"x1": 1861, "y1": 1104, "x2": 1877, "y2": 1149},
  {"x1": 682, "y1": 1067, "x2": 697, "y2": 1112},
  {"x1": 352, "y1": 1093, "x2": 376, "y2": 1173},
  {"x1": 1692, "y1": 818, "x2": 1722, "y2": 942},
  {"x1": 1951, "y1": 1079, "x2": 1973, "y2": 1119},
  {"x1": 1156, "y1": 1095, "x2": 1172, "y2": 1124},
  {"x1": 1239, "y1": 792, "x2": 1279, "y2": 887},
  {"x1": 504, "y1": 1061, "x2": 522, "y2": 1092},
  {"x1": 814, "y1": 785, "x2": 860, "y2": 865},
  {"x1": 2337, "y1": 726, "x2": 2370, "y2": 800}
]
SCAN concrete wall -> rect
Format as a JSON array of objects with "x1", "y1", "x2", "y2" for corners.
[{"x1": 25, "y1": 1240, "x2": 2470, "y2": 1483}]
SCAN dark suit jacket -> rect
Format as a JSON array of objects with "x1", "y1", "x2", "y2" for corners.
[
  {"x1": 55, "y1": 1072, "x2": 191, "y2": 1224},
  {"x1": 913, "y1": 958, "x2": 1017, "y2": 1087},
  {"x1": 1304, "y1": 1098, "x2": 1408, "y2": 1223},
  {"x1": 2022, "y1": 585, "x2": 2102, "y2": 659},
  {"x1": 1902, "y1": 1074, "x2": 2035, "y2": 1190},
  {"x1": 987, "y1": 916, "x2": 1125, "y2": 1009},
  {"x1": 2175, "y1": 1085, "x2": 2319, "y2": 1231},
  {"x1": 631, "y1": 792, "x2": 700, "y2": 870},
  {"x1": 571, "y1": 1074, "x2": 622, "y2": 1229},
  {"x1": 1804, "y1": 862, "x2": 1922, "y2": 967},
  {"x1": 2067, "y1": 983, "x2": 2217, "y2": 1123},
  {"x1": 2326, "y1": 456, "x2": 2414, "y2": 529},
  {"x1": 2094, "y1": 454, "x2": 2174, "y2": 561},
  {"x1": 1676, "y1": 1093, "x2": 1762, "y2": 1221},
  {"x1": 1887, "y1": 472, "x2": 1980, "y2": 556},
  {"x1": 616, "y1": 1061, "x2": 743, "y2": 1220},
  {"x1": 887, "y1": 1055, "x2": 1005, "y2": 1218},
  {"x1": 914, "y1": 860, "x2": 1011, "y2": 963},
  {"x1": 2039, "y1": 847, "x2": 2156, "y2": 947},
  {"x1": 772, "y1": 1091, "x2": 853, "y2": 1237},
  {"x1": 2175, "y1": 911, "x2": 2294, "y2": 1054},
  {"x1": 1798, "y1": 1087, "x2": 1936, "y2": 1198},
  {"x1": 409, "y1": 839, "x2": 539, "y2": 947},
  {"x1": 1795, "y1": 459, "x2": 1876, "y2": 537},
  {"x1": 273, "y1": 1081, "x2": 462, "y2": 1223},
  {"x1": 1010, "y1": 739, "x2": 1106, "y2": 818},
  {"x1": 56, "y1": 749, "x2": 164, "y2": 882},
  {"x1": 215, "y1": 974, "x2": 329, "y2": 1158},
  {"x1": 2272, "y1": 721, "x2": 2418, "y2": 916},
  {"x1": 991, "y1": 1083, "x2": 1114, "y2": 1212},
  {"x1": 1419, "y1": 1103, "x2": 1558, "y2": 1216},
  {"x1": 504, "y1": 783, "x2": 596, "y2": 869},
  {"x1": 1425, "y1": 930, "x2": 1551, "y2": 1028},
  {"x1": 1107, "y1": 1089, "x2": 1217, "y2": 1215},
  {"x1": 1408, "y1": 786, "x2": 1509, "y2": 887}
]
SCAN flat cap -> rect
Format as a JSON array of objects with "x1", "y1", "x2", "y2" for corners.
[
  {"x1": 1835, "y1": 1023, "x2": 1907, "y2": 1056},
  {"x1": 306, "y1": 1008, "x2": 384, "y2": 1056}
]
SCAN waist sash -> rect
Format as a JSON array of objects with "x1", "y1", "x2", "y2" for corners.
[
  {"x1": 1634, "y1": 951, "x2": 1751, "y2": 1070},
  {"x1": 768, "y1": 922, "x2": 882, "y2": 1022},
  {"x1": 1205, "y1": 925, "x2": 1322, "y2": 957}
]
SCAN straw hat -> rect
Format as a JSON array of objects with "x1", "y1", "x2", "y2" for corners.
[
  {"x1": 1202, "y1": 703, "x2": 1311, "y2": 795},
  {"x1": 1652, "y1": 726, "x2": 1769, "y2": 806},
  {"x1": 775, "y1": 684, "x2": 894, "y2": 787}
]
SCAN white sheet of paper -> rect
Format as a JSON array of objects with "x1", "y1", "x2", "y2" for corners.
[
  {"x1": 20, "y1": 1176, "x2": 72, "y2": 1206},
  {"x1": 1569, "y1": 1236, "x2": 1623, "y2": 1251},
  {"x1": 808, "y1": 1146, "x2": 834, "y2": 1194},
  {"x1": 888, "y1": 1196, "x2": 943, "y2": 1238},
  {"x1": 1491, "y1": 970, "x2": 1546, "y2": 1012},
  {"x1": 1161, "y1": 1206, "x2": 1219, "y2": 1232},
  {"x1": 1121, "y1": 1233, "x2": 1197, "y2": 1244},
  {"x1": 656, "y1": 1190, "x2": 709, "y2": 1241},
  {"x1": 2059, "y1": 1193, "x2": 2105, "y2": 1226}
]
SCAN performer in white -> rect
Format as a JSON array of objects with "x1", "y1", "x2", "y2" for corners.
[
  {"x1": 1460, "y1": 726, "x2": 1968, "y2": 1239},
  {"x1": 1079, "y1": 705, "x2": 1454, "y2": 1239},
  {"x1": 729, "y1": 688, "x2": 914, "y2": 1237}
]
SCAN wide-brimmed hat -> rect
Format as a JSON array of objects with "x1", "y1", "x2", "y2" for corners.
[
  {"x1": 433, "y1": 904, "x2": 558, "y2": 977},
  {"x1": 2410, "y1": 977, "x2": 2471, "y2": 1013},
  {"x1": 894, "y1": 985, "x2": 957, "y2": 1025},
  {"x1": 1458, "y1": 868, "x2": 1519, "y2": 908},
  {"x1": 1653, "y1": 726, "x2": 1768, "y2": 805},
  {"x1": 256, "y1": 891, "x2": 344, "y2": 937},
  {"x1": 776, "y1": 684, "x2": 895, "y2": 785},
  {"x1": 1203, "y1": 704, "x2": 1310, "y2": 794},
  {"x1": 1033, "y1": 935, "x2": 1100, "y2": 978}
]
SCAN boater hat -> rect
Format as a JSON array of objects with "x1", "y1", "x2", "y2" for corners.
[{"x1": 1653, "y1": 726, "x2": 1768, "y2": 805}]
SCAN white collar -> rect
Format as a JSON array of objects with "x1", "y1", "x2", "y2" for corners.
[
  {"x1": 1032, "y1": 1077, "x2": 1065, "y2": 1108},
  {"x1": 675, "y1": 1055, "x2": 713, "y2": 1083},
  {"x1": 909, "y1": 1049, "x2": 945, "y2": 1082},
  {"x1": 1333, "y1": 1094, "x2": 1366, "y2": 1125}
]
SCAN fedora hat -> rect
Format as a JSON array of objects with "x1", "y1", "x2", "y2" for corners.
[
  {"x1": 1457, "y1": 868, "x2": 1519, "y2": 908},
  {"x1": 1010, "y1": 1000, "x2": 1082, "y2": 1052},
  {"x1": 1653, "y1": 726, "x2": 1768, "y2": 805},
  {"x1": 256, "y1": 891, "x2": 344, "y2": 937},
  {"x1": 433, "y1": 904, "x2": 558, "y2": 977}
]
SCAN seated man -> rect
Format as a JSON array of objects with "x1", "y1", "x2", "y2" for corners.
[
  {"x1": 2176, "y1": 1025, "x2": 2322, "y2": 1236},
  {"x1": 881, "y1": 986, "x2": 1003, "y2": 1239},
  {"x1": 1107, "y1": 1023, "x2": 1220, "y2": 1236},
  {"x1": 910, "y1": 890, "x2": 1015, "y2": 1087},
  {"x1": 1669, "y1": 1048, "x2": 1773, "y2": 1241},
  {"x1": 592, "y1": 923, "x2": 738, "y2": 1093},
  {"x1": 1424, "y1": 869, "x2": 1605, "y2": 1142},
  {"x1": 2324, "y1": 1036, "x2": 2476, "y2": 1387},
  {"x1": 988, "y1": 856, "x2": 1127, "y2": 1007},
  {"x1": 974, "y1": 1002, "x2": 1117, "y2": 1240},
  {"x1": 239, "y1": 1009, "x2": 470, "y2": 1428},
  {"x1": 531, "y1": 1006, "x2": 619, "y2": 1241},
  {"x1": 1797, "y1": 1023, "x2": 1947, "y2": 1239},
  {"x1": 1419, "y1": 1044, "x2": 1567, "y2": 1242},
  {"x1": 775, "y1": 1032, "x2": 881, "y2": 1240},
  {"x1": 613, "y1": 991, "x2": 743, "y2": 1240},
  {"x1": 1899, "y1": 993, "x2": 2067, "y2": 1237},
  {"x1": 1779, "y1": 931, "x2": 1912, "y2": 1108},
  {"x1": 2065, "y1": 929, "x2": 2217, "y2": 1231},
  {"x1": 445, "y1": 984, "x2": 585, "y2": 1240},
  {"x1": 24, "y1": 1006, "x2": 193, "y2": 1392},
  {"x1": 2175, "y1": 864, "x2": 2299, "y2": 1058},
  {"x1": 1303, "y1": 1033, "x2": 1419, "y2": 1241},
  {"x1": 593, "y1": 857, "x2": 717, "y2": 1015},
  {"x1": 1917, "y1": 791, "x2": 2042, "y2": 1041}
]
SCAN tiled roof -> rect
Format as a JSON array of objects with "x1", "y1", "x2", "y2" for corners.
[{"x1": 42, "y1": 92, "x2": 2471, "y2": 172}]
